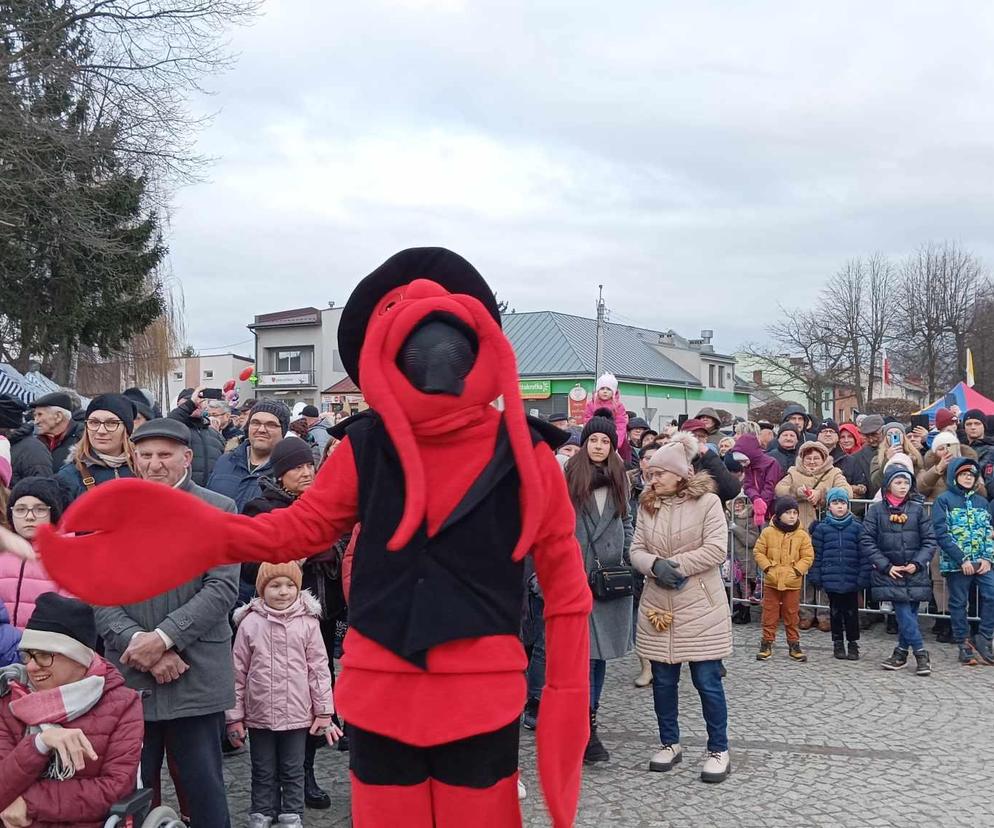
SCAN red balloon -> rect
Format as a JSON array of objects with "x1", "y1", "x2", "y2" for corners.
[
  {"x1": 223, "y1": 379, "x2": 236, "y2": 392},
  {"x1": 238, "y1": 366, "x2": 254, "y2": 382}
]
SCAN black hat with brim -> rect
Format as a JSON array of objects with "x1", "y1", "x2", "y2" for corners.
[
  {"x1": 29, "y1": 392, "x2": 73, "y2": 411},
  {"x1": 337, "y1": 247, "x2": 501, "y2": 387}
]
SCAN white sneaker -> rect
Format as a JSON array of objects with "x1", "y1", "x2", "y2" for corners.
[
  {"x1": 517, "y1": 778, "x2": 527, "y2": 800},
  {"x1": 700, "y1": 750, "x2": 730, "y2": 783},
  {"x1": 648, "y1": 743, "x2": 682, "y2": 772},
  {"x1": 247, "y1": 815, "x2": 272, "y2": 828},
  {"x1": 276, "y1": 816, "x2": 303, "y2": 827}
]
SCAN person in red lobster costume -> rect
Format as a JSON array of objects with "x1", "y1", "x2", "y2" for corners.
[{"x1": 2, "y1": 248, "x2": 592, "y2": 828}]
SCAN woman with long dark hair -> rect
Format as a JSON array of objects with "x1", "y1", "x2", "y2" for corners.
[{"x1": 565, "y1": 416, "x2": 633, "y2": 765}]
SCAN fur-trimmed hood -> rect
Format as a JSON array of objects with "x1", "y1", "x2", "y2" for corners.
[
  {"x1": 639, "y1": 469, "x2": 715, "y2": 515},
  {"x1": 232, "y1": 588, "x2": 322, "y2": 627},
  {"x1": 793, "y1": 440, "x2": 833, "y2": 475}
]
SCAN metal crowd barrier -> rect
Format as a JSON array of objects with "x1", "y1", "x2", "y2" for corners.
[{"x1": 724, "y1": 495, "x2": 982, "y2": 623}]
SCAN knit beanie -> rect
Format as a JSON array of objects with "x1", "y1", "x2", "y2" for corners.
[
  {"x1": 271, "y1": 436, "x2": 316, "y2": 479},
  {"x1": 777, "y1": 423, "x2": 800, "y2": 437},
  {"x1": 826, "y1": 487, "x2": 850, "y2": 505},
  {"x1": 883, "y1": 422, "x2": 906, "y2": 436},
  {"x1": 580, "y1": 416, "x2": 618, "y2": 450},
  {"x1": 932, "y1": 431, "x2": 960, "y2": 451},
  {"x1": 255, "y1": 561, "x2": 303, "y2": 596},
  {"x1": 9, "y1": 476, "x2": 66, "y2": 524},
  {"x1": 963, "y1": 408, "x2": 987, "y2": 428},
  {"x1": 818, "y1": 419, "x2": 840, "y2": 435},
  {"x1": 595, "y1": 373, "x2": 618, "y2": 394},
  {"x1": 86, "y1": 393, "x2": 135, "y2": 436},
  {"x1": 248, "y1": 400, "x2": 291, "y2": 435},
  {"x1": 883, "y1": 466, "x2": 913, "y2": 492},
  {"x1": 20, "y1": 593, "x2": 95, "y2": 667},
  {"x1": 648, "y1": 432, "x2": 698, "y2": 480},
  {"x1": 301, "y1": 405, "x2": 320, "y2": 419},
  {"x1": 935, "y1": 408, "x2": 956, "y2": 431},
  {"x1": 774, "y1": 495, "x2": 799, "y2": 519},
  {"x1": 0, "y1": 436, "x2": 10, "y2": 488},
  {"x1": 883, "y1": 452, "x2": 915, "y2": 477}
]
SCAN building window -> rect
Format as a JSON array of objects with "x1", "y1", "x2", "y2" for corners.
[
  {"x1": 753, "y1": 369, "x2": 763, "y2": 385},
  {"x1": 172, "y1": 371, "x2": 183, "y2": 381},
  {"x1": 718, "y1": 367, "x2": 725, "y2": 389},
  {"x1": 708, "y1": 364, "x2": 716, "y2": 387},
  {"x1": 276, "y1": 350, "x2": 302, "y2": 373},
  {"x1": 203, "y1": 370, "x2": 214, "y2": 379}
]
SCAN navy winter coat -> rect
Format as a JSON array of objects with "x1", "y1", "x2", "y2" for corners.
[
  {"x1": 809, "y1": 514, "x2": 868, "y2": 594},
  {"x1": 56, "y1": 461, "x2": 136, "y2": 503},
  {"x1": 0, "y1": 603, "x2": 19, "y2": 668},
  {"x1": 207, "y1": 440, "x2": 274, "y2": 512},
  {"x1": 860, "y1": 498, "x2": 936, "y2": 603}
]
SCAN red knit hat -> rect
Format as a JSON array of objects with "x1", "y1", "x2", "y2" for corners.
[{"x1": 935, "y1": 408, "x2": 956, "y2": 431}]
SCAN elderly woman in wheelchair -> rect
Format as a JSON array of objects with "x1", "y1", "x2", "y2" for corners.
[{"x1": 0, "y1": 594, "x2": 148, "y2": 828}]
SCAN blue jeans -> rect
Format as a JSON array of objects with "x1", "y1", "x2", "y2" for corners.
[
  {"x1": 892, "y1": 601, "x2": 924, "y2": 652},
  {"x1": 590, "y1": 659, "x2": 606, "y2": 710},
  {"x1": 947, "y1": 570, "x2": 994, "y2": 642},
  {"x1": 650, "y1": 660, "x2": 728, "y2": 753}
]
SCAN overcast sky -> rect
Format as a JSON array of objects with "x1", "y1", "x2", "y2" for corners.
[{"x1": 169, "y1": 0, "x2": 994, "y2": 358}]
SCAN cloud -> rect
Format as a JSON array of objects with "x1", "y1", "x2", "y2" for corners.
[{"x1": 170, "y1": 0, "x2": 994, "y2": 355}]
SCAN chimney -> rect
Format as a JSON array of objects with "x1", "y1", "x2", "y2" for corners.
[{"x1": 700, "y1": 329, "x2": 713, "y2": 344}]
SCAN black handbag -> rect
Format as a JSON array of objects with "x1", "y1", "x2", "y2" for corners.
[{"x1": 583, "y1": 510, "x2": 635, "y2": 601}]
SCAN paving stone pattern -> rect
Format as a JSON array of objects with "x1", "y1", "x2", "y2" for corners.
[{"x1": 208, "y1": 624, "x2": 992, "y2": 827}]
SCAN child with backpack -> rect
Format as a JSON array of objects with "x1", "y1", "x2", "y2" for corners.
[
  {"x1": 753, "y1": 496, "x2": 815, "y2": 663},
  {"x1": 227, "y1": 562, "x2": 341, "y2": 828},
  {"x1": 809, "y1": 488, "x2": 866, "y2": 661},
  {"x1": 860, "y1": 467, "x2": 937, "y2": 676}
]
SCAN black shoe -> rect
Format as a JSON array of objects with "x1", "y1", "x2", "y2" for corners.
[
  {"x1": 936, "y1": 629, "x2": 954, "y2": 644},
  {"x1": 885, "y1": 616, "x2": 898, "y2": 635},
  {"x1": 833, "y1": 640, "x2": 846, "y2": 660},
  {"x1": 914, "y1": 649, "x2": 932, "y2": 676},
  {"x1": 304, "y1": 766, "x2": 331, "y2": 810},
  {"x1": 583, "y1": 709, "x2": 609, "y2": 764},
  {"x1": 522, "y1": 697, "x2": 539, "y2": 730},
  {"x1": 882, "y1": 647, "x2": 908, "y2": 671},
  {"x1": 847, "y1": 641, "x2": 860, "y2": 661}
]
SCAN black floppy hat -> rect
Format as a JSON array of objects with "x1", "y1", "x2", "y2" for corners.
[{"x1": 337, "y1": 247, "x2": 502, "y2": 387}]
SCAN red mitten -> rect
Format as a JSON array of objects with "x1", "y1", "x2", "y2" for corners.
[
  {"x1": 752, "y1": 498, "x2": 767, "y2": 527},
  {"x1": 36, "y1": 479, "x2": 234, "y2": 605},
  {"x1": 536, "y1": 613, "x2": 589, "y2": 828}
]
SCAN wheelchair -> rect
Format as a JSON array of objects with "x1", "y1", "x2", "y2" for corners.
[{"x1": 103, "y1": 787, "x2": 185, "y2": 827}]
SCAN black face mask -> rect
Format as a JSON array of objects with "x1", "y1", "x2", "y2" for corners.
[{"x1": 397, "y1": 315, "x2": 478, "y2": 396}]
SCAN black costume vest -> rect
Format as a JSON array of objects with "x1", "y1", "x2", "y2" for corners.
[{"x1": 342, "y1": 412, "x2": 563, "y2": 668}]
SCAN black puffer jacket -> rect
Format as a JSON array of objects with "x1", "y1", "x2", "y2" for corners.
[
  {"x1": 6, "y1": 423, "x2": 53, "y2": 484},
  {"x1": 694, "y1": 448, "x2": 741, "y2": 504},
  {"x1": 860, "y1": 498, "x2": 936, "y2": 603},
  {"x1": 242, "y1": 477, "x2": 348, "y2": 618},
  {"x1": 168, "y1": 400, "x2": 224, "y2": 487}
]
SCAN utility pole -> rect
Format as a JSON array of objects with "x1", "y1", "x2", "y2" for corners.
[{"x1": 594, "y1": 285, "x2": 605, "y2": 383}]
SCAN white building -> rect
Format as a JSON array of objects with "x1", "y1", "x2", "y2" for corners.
[{"x1": 167, "y1": 353, "x2": 255, "y2": 409}]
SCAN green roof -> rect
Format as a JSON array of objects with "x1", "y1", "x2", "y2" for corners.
[{"x1": 502, "y1": 312, "x2": 702, "y2": 387}]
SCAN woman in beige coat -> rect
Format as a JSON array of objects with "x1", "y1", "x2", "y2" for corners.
[
  {"x1": 775, "y1": 441, "x2": 852, "y2": 631},
  {"x1": 630, "y1": 432, "x2": 732, "y2": 784}
]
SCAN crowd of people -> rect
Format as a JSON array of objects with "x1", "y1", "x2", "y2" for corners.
[{"x1": 0, "y1": 370, "x2": 991, "y2": 825}]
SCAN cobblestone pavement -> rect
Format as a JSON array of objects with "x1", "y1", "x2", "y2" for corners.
[{"x1": 209, "y1": 623, "x2": 993, "y2": 827}]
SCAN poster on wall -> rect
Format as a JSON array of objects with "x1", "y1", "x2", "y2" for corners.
[{"x1": 568, "y1": 384, "x2": 587, "y2": 421}]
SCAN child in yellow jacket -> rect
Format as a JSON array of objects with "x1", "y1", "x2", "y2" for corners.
[{"x1": 754, "y1": 496, "x2": 815, "y2": 662}]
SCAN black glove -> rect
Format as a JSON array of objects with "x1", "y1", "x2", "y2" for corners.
[{"x1": 651, "y1": 558, "x2": 683, "y2": 589}]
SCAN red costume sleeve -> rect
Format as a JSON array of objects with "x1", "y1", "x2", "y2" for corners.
[
  {"x1": 530, "y1": 445, "x2": 592, "y2": 828},
  {"x1": 37, "y1": 440, "x2": 360, "y2": 606}
]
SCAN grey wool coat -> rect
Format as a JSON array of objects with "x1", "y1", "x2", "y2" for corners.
[
  {"x1": 576, "y1": 487, "x2": 634, "y2": 661},
  {"x1": 94, "y1": 475, "x2": 240, "y2": 721}
]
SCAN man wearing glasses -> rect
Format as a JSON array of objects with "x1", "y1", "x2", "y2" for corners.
[{"x1": 207, "y1": 400, "x2": 290, "y2": 511}]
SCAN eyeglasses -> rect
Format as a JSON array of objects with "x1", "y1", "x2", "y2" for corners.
[
  {"x1": 249, "y1": 420, "x2": 282, "y2": 432},
  {"x1": 19, "y1": 650, "x2": 55, "y2": 667},
  {"x1": 11, "y1": 504, "x2": 51, "y2": 519},
  {"x1": 86, "y1": 418, "x2": 123, "y2": 433}
]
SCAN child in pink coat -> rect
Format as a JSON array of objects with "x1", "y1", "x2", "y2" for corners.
[
  {"x1": 227, "y1": 562, "x2": 341, "y2": 827},
  {"x1": 583, "y1": 373, "x2": 631, "y2": 463}
]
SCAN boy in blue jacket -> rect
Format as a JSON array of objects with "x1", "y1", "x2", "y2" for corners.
[
  {"x1": 809, "y1": 488, "x2": 866, "y2": 661},
  {"x1": 932, "y1": 457, "x2": 994, "y2": 666}
]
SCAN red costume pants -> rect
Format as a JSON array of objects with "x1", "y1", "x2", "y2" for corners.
[{"x1": 348, "y1": 720, "x2": 522, "y2": 828}]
